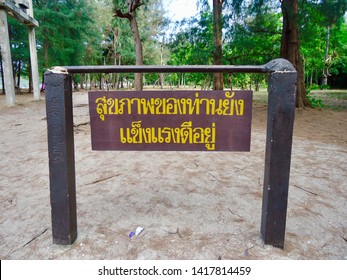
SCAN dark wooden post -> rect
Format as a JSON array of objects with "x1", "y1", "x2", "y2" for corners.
[
  {"x1": 45, "y1": 69, "x2": 77, "y2": 245},
  {"x1": 261, "y1": 59, "x2": 297, "y2": 248}
]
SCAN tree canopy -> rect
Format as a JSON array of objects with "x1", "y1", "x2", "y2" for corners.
[{"x1": 3, "y1": 0, "x2": 346, "y2": 97}]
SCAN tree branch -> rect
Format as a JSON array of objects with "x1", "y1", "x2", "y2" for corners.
[
  {"x1": 133, "y1": 2, "x2": 144, "y2": 11},
  {"x1": 127, "y1": 0, "x2": 144, "y2": 13},
  {"x1": 113, "y1": 9, "x2": 132, "y2": 20}
]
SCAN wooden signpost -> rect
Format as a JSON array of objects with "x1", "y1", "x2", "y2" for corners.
[{"x1": 45, "y1": 59, "x2": 296, "y2": 248}]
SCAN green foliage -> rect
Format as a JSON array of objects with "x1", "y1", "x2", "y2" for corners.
[
  {"x1": 232, "y1": 73, "x2": 250, "y2": 89},
  {"x1": 168, "y1": 11, "x2": 214, "y2": 66},
  {"x1": 307, "y1": 96, "x2": 325, "y2": 108},
  {"x1": 224, "y1": 11, "x2": 282, "y2": 65},
  {"x1": 24, "y1": 0, "x2": 346, "y2": 91},
  {"x1": 34, "y1": 0, "x2": 99, "y2": 70},
  {"x1": 309, "y1": 83, "x2": 320, "y2": 90},
  {"x1": 168, "y1": 2, "x2": 283, "y2": 88},
  {"x1": 300, "y1": 0, "x2": 347, "y2": 86},
  {"x1": 306, "y1": 89, "x2": 325, "y2": 108},
  {"x1": 110, "y1": 0, "x2": 167, "y2": 66},
  {"x1": 7, "y1": 17, "x2": 30, "y2": 79},
  {"x1": 329, "y1": 21, "x2": 347, "y2": 75},
  {"x1": 166, "y1": 10, "x2": 215, "y2": 87}
]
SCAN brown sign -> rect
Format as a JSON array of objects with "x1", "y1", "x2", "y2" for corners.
[{"x1": 88, "y1": 90, "x2": 253, "y2": 151}]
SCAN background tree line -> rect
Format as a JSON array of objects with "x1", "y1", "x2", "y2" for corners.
[{"x1": 1, "y1": 0, "x2": 346, "y2": 108}]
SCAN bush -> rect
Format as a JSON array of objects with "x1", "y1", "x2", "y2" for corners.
[
  {"x1": 309, "y1": 83, "x2": 320, "y2": 90},
  {"x1": 320, "y1": 84, "x2": 330, "y2": 90},
  {"x1": 306, "y1": 89, "x2": 325, "y2": 108}
]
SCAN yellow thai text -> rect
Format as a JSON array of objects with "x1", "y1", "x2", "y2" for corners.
[
  {"x1": 95, "y1": 91, "x2": 244, "y2": 121},
  {"x1": 119, "y1": 121, "x2": 216, "y2": 150}
]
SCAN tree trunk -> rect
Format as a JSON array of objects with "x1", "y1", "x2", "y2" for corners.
[
  {"x1": 80, "y1": 74, "x2": 85, "y2": 90},
  {"x1": 280, "y1": 0, "x2": 310, "y2": 108},
  {"x1": 28, "y1": 61, "x2": 33, "y2": 93},
  {"x1": 113, "y1": 27, "x2": 119, "y2": 89},
  {"x1": 0, "y1": 56, "x2": 5, "y2": 94},
  {"x1": 129, "y1": 16, "x2": 143, "y2": 90},
  {"x1": 160, "y1": 42, "x2": 164, "y2": 89},
  {"x1": 44, "y1": 36, "x2": 49, "y2": 69},
  {"x1": 16, "y1": 60, "x2": 21, "y2": 94},
  {"x1": 114, "y1": 1, "x2": 144, "y2": 91},
  {"x1": 321, "y1": 24, "x2": 330, "y2": 87},
  {"x1": 212, "y1": 0, "x2": 224, "y2": 90},
  {"x1": 99, "y1": 74, "x2": 102, "y2": 90}
]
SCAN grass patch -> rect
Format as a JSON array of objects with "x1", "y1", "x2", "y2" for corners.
[
  {"x1": 253, "y1": 90, "x2": 268, "y2": 105},
  {"x1": 309, "y1": 90, "x2": 347, "y2": 110},
  {"x1": 253, "y1": 89, "x2": 347, "y2": 111}
]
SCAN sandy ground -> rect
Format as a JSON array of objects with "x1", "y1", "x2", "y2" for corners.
[{"x1": 0, "y1": 91, "x2": 346, "y2": 260}]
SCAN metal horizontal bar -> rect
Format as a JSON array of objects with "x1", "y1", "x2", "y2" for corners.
[{"x1": 63, "y1": 65, "x2": 268, "y2": 74}]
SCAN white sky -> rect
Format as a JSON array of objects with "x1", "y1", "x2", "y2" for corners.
[{"x1": 165, "y1": 0, "x2": 213, "y2": 21}]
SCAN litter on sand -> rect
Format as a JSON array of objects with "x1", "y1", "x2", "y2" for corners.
[
  {"x1": 135, "y1": 227, "x2": 144, "y2": 236},
  {"x1": 129, "y1": 226, "x2": 145, "y2": 238}
]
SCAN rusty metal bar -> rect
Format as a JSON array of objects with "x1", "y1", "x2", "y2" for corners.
[{"x1": 63, "y1": 64, "x2": 267, "y2": 74}]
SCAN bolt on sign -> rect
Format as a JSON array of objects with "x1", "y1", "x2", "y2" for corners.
[{"x1": 88, "y1": 90, "x2": 253, "y2": 151}]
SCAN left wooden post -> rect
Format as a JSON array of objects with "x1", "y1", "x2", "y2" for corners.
[
  {"x1": 45, "y1": 69, "x2": 77, "y2": 245},
  {"x1": 0, "y1": 9, "x2": 15, "y2": 105},
  {"x1": 28, "y1": 0, "x2": 40, "y2": 101}
]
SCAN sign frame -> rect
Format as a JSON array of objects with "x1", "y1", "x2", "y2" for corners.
[{"x1": 44, "y1": 59, "x2": 296, "y2": 248}]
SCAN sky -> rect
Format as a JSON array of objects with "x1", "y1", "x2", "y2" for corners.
[
  {"x1": 165, "y1": 0, "x2": 213, "y2": 21},
  {"x1": 165, "y1": 0, "x2": 198, "y2": 21}
]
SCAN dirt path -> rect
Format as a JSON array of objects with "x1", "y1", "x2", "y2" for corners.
[{"x1": 0, "y1": 92, "x2": 346, "y2": 260}]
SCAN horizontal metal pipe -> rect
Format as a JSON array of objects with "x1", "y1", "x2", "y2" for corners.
[{"x1": 63, "y1": 65, "x2": 268, "y2": 74}]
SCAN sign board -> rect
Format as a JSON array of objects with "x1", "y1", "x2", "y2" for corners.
[{"x1": 88, "y1": 90, "x2": 253, "y2": 151}]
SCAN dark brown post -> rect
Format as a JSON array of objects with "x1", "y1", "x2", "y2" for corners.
[
  {"x1": 45, "y1": 69, "x2": 77, "y2": 245},
  {"x1": 261, "y1": 59, "x2": 297, "y2": 248}
]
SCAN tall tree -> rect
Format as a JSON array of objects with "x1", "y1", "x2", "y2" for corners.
[
  {"x1": 199, "y1": 0, "x2": 248, "y2": 89},
  {"x1": 212, "y1": 0, "x2": 224, "y2": 89},
  {"x1": 224, "y1": 10, "x2": 282, "y2": 89},
  {"x1": 329, "y1": 21, "x2": 347, "y2": 88},
  {"x1": 280, "y1": 0, "x2": 309, "y2": 108},
  {"x1": 168, "y1": 11, "x2": 214, "y2": 88},
  {"x1": 34, "y1": 0, "x2": 97, "y2": 69},
  {"x1": 113, "y1": 0, "x2": 146, "y2": 90},
  {"x1": 318, "y1": 0, "x2": 347, "y2": 86},
  {"x1": 299, "y1": 1, "x2": 325, "y2": 86}
]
